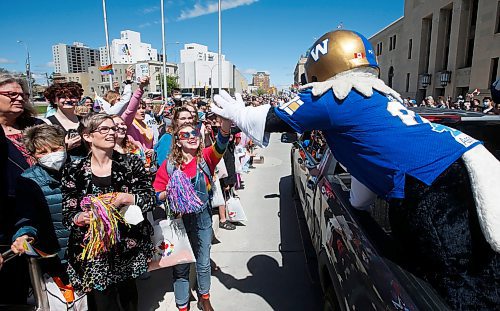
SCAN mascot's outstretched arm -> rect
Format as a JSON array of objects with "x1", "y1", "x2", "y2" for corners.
[{"x1": 212, "y1": 29, "x2": 500, "y2": 310}]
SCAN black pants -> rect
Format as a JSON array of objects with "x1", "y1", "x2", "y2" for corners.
[
  {"x1": 389, "y1": 159, "x2": 500, "y2": 310},
  {"x1": 87, "y1": 278, "x2": 138, "y2": 311}
]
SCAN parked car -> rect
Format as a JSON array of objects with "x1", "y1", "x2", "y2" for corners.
[{"x1": 283, "y1": 108, "x2": 500, "y2": 310}]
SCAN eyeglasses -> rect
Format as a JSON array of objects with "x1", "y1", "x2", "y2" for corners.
[
  {"x1": 116, "y1": 126, "x2": 127, "y2": 133},
  {"x1": 177, "y1": 129, "x2": 200, "y2": 140},
  {"x1": 0, "y1": 91, "x2": 29, "y2": 101},
  {"x1": 91, "y1": 126, "x2": 118, "y2": 135}
]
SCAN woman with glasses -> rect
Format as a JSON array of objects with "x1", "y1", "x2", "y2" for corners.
[
  {"x1": 153, "y1": 117, "x2": 231, "y2": 311},
  {"x1": 61, "y1": 113, "x2": 155, "y2": 310},
  {"x1": 0, "y1": 73, "x2": 43, "y2": 305},
  {"x1": 43, "y1": 81, "x2": 87, "y2": 157},
  {"x1": 154, "y1": 106, "x2": 195, "y2": 166}
]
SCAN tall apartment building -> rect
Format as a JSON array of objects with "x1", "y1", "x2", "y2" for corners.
[
  {"x1": 252, "y1": 71, "x2": 270, "y2": 90},
  {"x1": 369, "y1": 0, "x2": 500, "y2": 103},
  {"x1": 99, "y1": 30, "x2": 158, "y2": 66},
  {"x1": 52, "y1": 42, "x2": 100, "y2": 74}
]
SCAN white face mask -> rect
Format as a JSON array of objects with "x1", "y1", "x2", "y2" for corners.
[
  {"x1": 38, "y1": 151, "x2": 67, "y2": 171},
  {"x1": 174, "y1": 95, "x2": 182, "y2": 100}
]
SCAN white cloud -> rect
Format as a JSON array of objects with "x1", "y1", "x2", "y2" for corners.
[
  {"x1": 0, "y1": 58, "x2": 16, "y2": 64},
  {"x1": 243, "y1": 68, "x2": 257, "y2": 75},
  {"x1": 179, "y1": 0, "x2": 258, "y2": 21},
  {"x1": 142, "y1": 6, "x2": 159, "y2": 14},
  {"x1": 243, "y1": 68, "x2": 270, "y2": 75},
  {"x1": 139, "y1": 20, "x2": 163, "y2": 28}
]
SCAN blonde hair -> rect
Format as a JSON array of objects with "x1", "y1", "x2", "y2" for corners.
[
  {"x1": 104, "y1": 90, "x2": 120, "y2": 105},
  {"x1": 23, "y1": 124, "x2": 65, "y2": 155},
  {"x1": 168, "y1": 124, "x2": 203, "y2": 167}
]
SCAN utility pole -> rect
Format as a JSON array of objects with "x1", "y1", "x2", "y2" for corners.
[
  {"x1": 218, "y1": 0, "x2": 222, "y2": 94},
  {"x1": 161, "y1": 0, "x2": 168, "y2": 102},
  {"x1": 102, "y1": 0, "x2": 113, "y2": 89}
]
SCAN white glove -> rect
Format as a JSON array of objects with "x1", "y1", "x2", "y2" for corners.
[{"x1": 211, "y1": 90, "x2": 271, "y2": 147}]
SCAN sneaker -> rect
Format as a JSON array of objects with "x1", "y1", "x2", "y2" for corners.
[{"x1": 219, "y1": 221, "x2": 236, "y2": 230}]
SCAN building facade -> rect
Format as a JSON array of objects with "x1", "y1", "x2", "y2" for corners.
[
  {"x1": 100, "y1": 30, "x2": 158, "y2": 66},
  {"x1": 294, "y1": 57, "x2": 307, "y2": 85},
  {"x1": 177, "y1": 43, "x2": 247, "y2": 96},
  {"x1": 52, "y1": 42, "x2": 100, "y2": 74},
  {"x1": 54, "y1": 61, "x2": 177, "y2": 96},
  {"x1": 369, "y1": 0, "x2": 500, "y2": 103},
  {"x1": 252, "y1": 71, "x2": 270, "y2": 91}
]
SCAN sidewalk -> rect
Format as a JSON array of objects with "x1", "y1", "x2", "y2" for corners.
[{"x1": 137, "y1": 133, "x2": 322, "y2": 310}]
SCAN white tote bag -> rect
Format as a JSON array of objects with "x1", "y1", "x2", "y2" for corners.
[
  {"x1": 211, "y1": 175, "x2": 226, "y2": 207},
  {"x1": 44, "y1": 274, "x2": 88, "y2": 311},
  {"x1": 216, "y1": 159, "x2": 228, "y2": 179},
  {"x1": 226, "y1": 194, "x2": 247, "y2": 222},
  {"x1": 148, "y1": 218, "x2": 196, "y2": 271}
]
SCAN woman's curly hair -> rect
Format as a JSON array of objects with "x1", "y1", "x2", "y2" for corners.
[
  {"x1": 44, "y1": 82, "x2": 84, "y2": 107},
  {"x1": 168, "y1": 123, "x2": 203, "y2": 168}
]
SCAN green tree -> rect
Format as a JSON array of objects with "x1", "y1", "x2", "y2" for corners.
[
  {"x1": 256, "y1": 88, "x2": 266, "y2": 96},
  {"x1": 157, "y1": 74, "x2": 179, "y2": 95}
]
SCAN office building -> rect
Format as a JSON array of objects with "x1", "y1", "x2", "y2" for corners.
[
  {"x1": 252, "y1": 71, "x2": 270, "y2": 91},
  {"x1": 369, "y1": 0, "x2": 500, "y2": 103},
  {"x1": 100, "y1": 30, "x2": 158, "y2": 66}
]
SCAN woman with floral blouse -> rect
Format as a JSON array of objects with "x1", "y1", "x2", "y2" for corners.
[{"x1": 61, "y1": 113, "x2": 155, "y2": 311}]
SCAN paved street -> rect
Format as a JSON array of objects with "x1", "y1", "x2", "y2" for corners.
[{"x1": 137, "y1": 133, "x2": 322, "y2": 310}]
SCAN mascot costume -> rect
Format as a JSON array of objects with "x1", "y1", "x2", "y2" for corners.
[{"x1": 212, "y1": 30, "x2": 500, "y2": 309}]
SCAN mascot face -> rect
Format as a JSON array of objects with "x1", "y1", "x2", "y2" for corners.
[{"x1": 304, "y1": 30, "x2": 379, "y2": 83}]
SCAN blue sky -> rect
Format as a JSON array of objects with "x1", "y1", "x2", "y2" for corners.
[{"x1": 0, "y1": 0, "x2": 403, "y2": 88}]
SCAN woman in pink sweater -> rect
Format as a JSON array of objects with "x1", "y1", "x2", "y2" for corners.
[{"x1": 120, "y1": 76, "x2": 154, "y2": 159}]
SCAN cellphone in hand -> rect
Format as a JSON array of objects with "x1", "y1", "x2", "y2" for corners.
[{"x1": 68, "y1": 129, "x2": 79, "y2": 139}]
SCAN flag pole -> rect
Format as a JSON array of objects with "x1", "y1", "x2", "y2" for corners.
[
  {"x1": 161, "y1": 0, "x2": 168, "y2": 103},
  {"x1": 102, "y1": 0, "x2": 113, "y2": 89},
  {"x1": 218, "y1": 0, "x2": 222, "y2": 94}
]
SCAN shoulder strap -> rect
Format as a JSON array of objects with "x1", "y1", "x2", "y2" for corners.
[
  {"x1": 166, "y1": 160, "x2": 176, "y2": 177},
  {"x1": 198, "y1": 160, "x2": 212, "y2": 184},
  {"x1": 47, "y1": 115, "x2": 63, "y2": 128}
]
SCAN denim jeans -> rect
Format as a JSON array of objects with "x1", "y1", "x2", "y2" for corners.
[{"x1": 173, "y1": 205, "x2": 212, "y2": 306}]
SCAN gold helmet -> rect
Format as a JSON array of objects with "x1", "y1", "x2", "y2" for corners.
[{"x1": 304, "y1": 30, "x2": 379, "y2": 83}]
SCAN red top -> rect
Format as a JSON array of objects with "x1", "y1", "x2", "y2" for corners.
[{"x1": 153, "y1": 142, "x2": 225, "y2": 192}]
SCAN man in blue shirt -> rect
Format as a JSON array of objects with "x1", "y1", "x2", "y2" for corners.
[{"x1": 212, "y1": 30, "x2": 500, "y2": 309}]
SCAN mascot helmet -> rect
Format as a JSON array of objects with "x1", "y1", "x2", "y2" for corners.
[
  {"x1": 304, "y1": 30, "x2": 379, "y2": 83},
  {"x1": 492, "y1": 79, "x2": 500, "y2": 104}
]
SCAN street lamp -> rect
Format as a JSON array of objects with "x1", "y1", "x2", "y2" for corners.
[
  {"x1": 203, "y1": 64, "x2": 218, "y2": 99},
  {"x1": 17, "y1": 40, "x2": 32, "y2": 102}
]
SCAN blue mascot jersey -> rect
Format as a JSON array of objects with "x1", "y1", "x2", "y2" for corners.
[{"x1": 275, "y1": 88, "x2": 481, "y2": 199}]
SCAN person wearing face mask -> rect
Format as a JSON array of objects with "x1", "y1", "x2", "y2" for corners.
[
  {"x1": 171, "y1": 88, "x2": 183, "y2": 107},
  {"x1": 11, "y1": 124, "x2": 72, "y2": 283},
  {"x1": 482, "y1": 97, "x2": 494, "y2": 114}
]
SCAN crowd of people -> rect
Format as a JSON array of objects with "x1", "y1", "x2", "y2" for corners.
[
  {"x1": 404, "y1": 93, "x2": 500, "y2": 114},
  {"x1": 0, "y1": 71, "x2": 263, "y2": 311}
]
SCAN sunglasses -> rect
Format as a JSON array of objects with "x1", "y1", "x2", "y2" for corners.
[
  {"x1": 91, "y1": 125, "x2": 118, "y2": 135},
  {"x1": 177, "y1": 129, "x2": 200, "y2": 140},
  {"x1": 0, "y1": 91, "x2": 29, "y2": 101}
]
